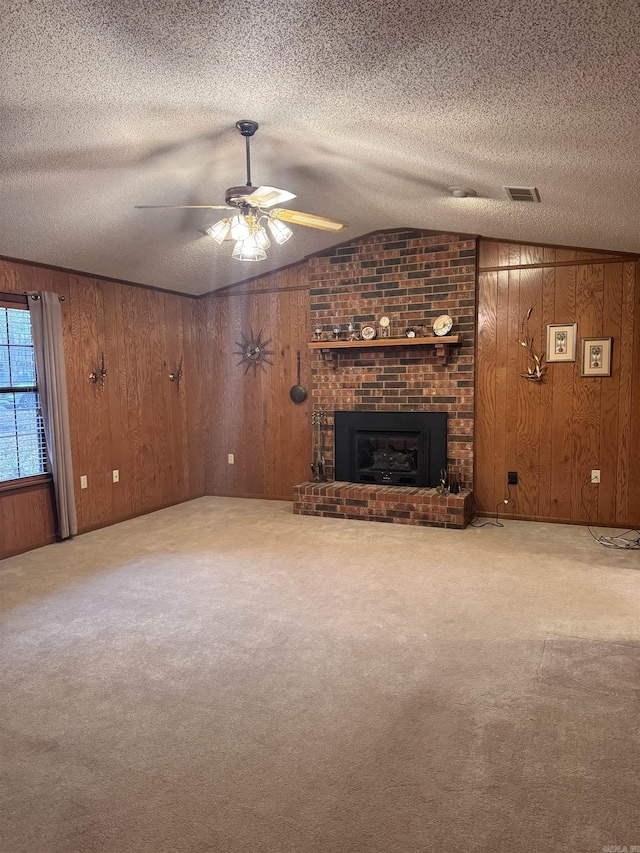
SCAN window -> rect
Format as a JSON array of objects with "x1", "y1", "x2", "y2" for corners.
[{"x1": 0, "y1": 305, "x2": 47, "y2": 482}]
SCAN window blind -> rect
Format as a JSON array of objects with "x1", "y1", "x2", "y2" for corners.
[{"x1": 0, "y1": 307, "x2": 48, "y2": 481}]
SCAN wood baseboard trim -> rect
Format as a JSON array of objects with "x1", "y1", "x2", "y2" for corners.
[
  {"x1": 1, "y1": 535, "x2": 58, "y2": 560},
  {"x1": 475, "y1": 511, "x2": 639, "y2": 529},
  {"x1": 205, "y1": 491, "x2": 294, "y2": 502},
  {"x1": 76, "y1": 493, "x2": 207, "y2": 535}
]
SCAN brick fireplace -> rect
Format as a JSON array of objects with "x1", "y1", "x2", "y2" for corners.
[{"x1": 293, "y1": 229, "x2": 476, "y2": 529}]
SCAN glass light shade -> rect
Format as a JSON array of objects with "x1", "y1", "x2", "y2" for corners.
[
  {"x1": 254, "y1": 226, "x2": 271, "y2": 250},
  {"x1": 230, "y1": 214, "x2": 251, "y2": 241},
  {"x1": 206, "y1": 218, "x2": 231, "y2": 244},
  {"x1": 268, "y1": 217, "x2": 293, "y2": 245},
  {"x1": 232, "y1": 236, "x2": 267, "y2": 262}
]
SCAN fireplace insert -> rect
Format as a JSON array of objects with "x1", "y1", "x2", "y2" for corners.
[{"x1": 334, "y1": 411, "x2": 447, "y2": 488}]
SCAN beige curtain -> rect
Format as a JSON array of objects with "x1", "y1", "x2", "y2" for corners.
[{"x1": 28, "y1": 292, "x2": 77, "y2": 539}]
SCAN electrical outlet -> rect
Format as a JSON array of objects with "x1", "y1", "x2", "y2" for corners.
[
  {"x1": 591, "y1": 469, "x2": 601, "y2": 484},
  {"x1": 507, "y1": 471, "x2": 518, "y2": 485},
  {"x1": 80, "y1": 475, "x2": 87, "y2": 489},
  {"x1": 227, "y1": 454, "x2": 234, "y2": 464},
  {"x1": 112, "y1": 469, "x2": 119, "y2": 483}
]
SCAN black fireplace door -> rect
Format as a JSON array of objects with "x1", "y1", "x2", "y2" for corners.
[{"x1": 334, "y1": 411, "x2": 447, "y2": 488}]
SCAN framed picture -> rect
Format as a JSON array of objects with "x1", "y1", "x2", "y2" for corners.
[
  {"x1": 546, "y1": 323, "x2": 577, "y2": 362},
  {"x1": 581, "y1": 337, "x2": 612, "y2": 377}
]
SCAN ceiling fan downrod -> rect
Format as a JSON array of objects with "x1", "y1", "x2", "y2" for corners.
[{"x1": 235, "y1": 120, "x2": 259, "y2": 188}]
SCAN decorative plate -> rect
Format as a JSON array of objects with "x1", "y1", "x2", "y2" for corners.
[
  {"x1": 433, "y1": 314, "x2": 453, "y2": 337},
  {"x1": 361, "y1": 325, "x2": 377, "y2": 340}
]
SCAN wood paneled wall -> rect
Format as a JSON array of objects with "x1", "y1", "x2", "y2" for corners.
[
  {"x1": 475, "y1": 240, "x2": 640, "y2": 527},
  {"x1": 4, "y1": 232, "x2": 639, "y2": 557},
  {"x1": 202, "y1": 266, "x2": 311, "y2": 500},
  {"x1": 0, "y1": 481, "x2": 58, "y2": 558},
  {"x1": 0, "y1": 259, "x2": 204, "y2": 558}
]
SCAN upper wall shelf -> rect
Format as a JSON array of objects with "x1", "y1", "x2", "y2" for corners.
[
  {"x1": 308, "y1": 335, "x2": 461, "y2": 365},
  {"x1": 308, "y1": 335, "x2": 460, "y2": 350}
]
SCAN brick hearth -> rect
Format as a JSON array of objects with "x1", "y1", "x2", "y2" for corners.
[{"x1": 293, "y1": 481, "x2": 473, "y2": 529}]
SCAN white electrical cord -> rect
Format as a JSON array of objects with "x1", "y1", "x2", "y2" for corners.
[{"x1": 470, "y1": 486, "x2": 510, "y2": 528}]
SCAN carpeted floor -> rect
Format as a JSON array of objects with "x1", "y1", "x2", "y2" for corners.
[{"x1": 1, "y1": 497, "x2": 638, "y2": 853}]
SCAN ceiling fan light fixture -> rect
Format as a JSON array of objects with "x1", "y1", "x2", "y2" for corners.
[
  {"x1": 232, "y1": 235, "x2": 267, "y2": 262},
  {"x1": 254, "y1": 225, "x2": 271, "y2": 250},
  {"x1": 206, "y1": 218, "x2": 231, "y2": 244},
  {"x1": 136, "y1": 119, "x2": 346, "y2": 264},
  {"x1": 268, "y1": 217, "x2": 293, "y2": 245},
  {"x1": 230, "y1": 213, "x2": 252, "y2": 241}
]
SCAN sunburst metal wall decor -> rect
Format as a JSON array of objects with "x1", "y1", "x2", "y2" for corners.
[{"x1": 234, "y1": 328, "x2": 274, "y2": 374}]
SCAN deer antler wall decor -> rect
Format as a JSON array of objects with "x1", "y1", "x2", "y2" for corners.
[{"x1": 519, "y1": 307, "x2": 547, "y2": 381}]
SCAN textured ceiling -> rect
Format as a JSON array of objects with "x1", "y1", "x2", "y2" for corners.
[{"x1": 1, "y1": 0, "x2": 639, "y2": 295}]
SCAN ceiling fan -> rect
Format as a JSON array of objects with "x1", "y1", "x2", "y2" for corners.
[{"x1": 135, "y1": 120, "x2": 346, "y2": 261}]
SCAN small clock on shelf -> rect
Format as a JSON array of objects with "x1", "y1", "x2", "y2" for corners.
[{"x1": 379, "y1": 315, "x2": 390, "y2": 337}]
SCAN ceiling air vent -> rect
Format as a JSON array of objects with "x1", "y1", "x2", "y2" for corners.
[{"x1": 504, "y1": 186, "x2": 541, "y2": 202}]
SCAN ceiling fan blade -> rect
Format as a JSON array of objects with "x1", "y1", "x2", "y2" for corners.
[
  {"x1": 243, "y1": 186, "x2": 297, "y2": 208},
  {"x1": 272, "y1": 209, "x2": 346, "y2": 232},
  {"x1": 135, "y1": 205, "x2": 232, "y2": 210}
]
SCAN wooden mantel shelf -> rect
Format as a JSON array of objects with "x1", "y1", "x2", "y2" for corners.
[
  {"x1": 308, "y1": 335, "x2": 461, "y2": 365},
  {"x1": 308, "y1": 335, "x2": 460, "y2": 350}
]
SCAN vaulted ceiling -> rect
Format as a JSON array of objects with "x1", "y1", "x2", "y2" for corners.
[{"x1": 2, "y1": 0, "x2": 639, "y2": 295}]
